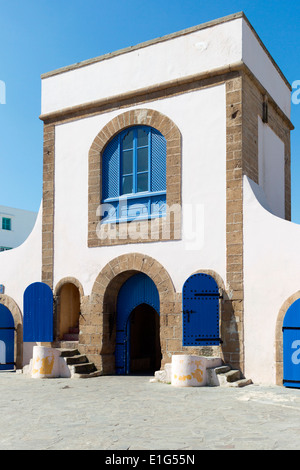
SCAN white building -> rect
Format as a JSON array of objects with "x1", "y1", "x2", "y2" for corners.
[
  {"x1": 0, "y1": 205, "x2": 37, "y2": 252},
  {"x1": 0, "y1": 12, "x2": 299, "y2": 386}
]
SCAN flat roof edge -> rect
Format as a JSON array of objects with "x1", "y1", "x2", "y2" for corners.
[
  {"x1": 41, "y1": 12, "x2": 245, "y2": 79},
  {"x1": 41, "y1": 11, "x2": 291, "y2": 90}
]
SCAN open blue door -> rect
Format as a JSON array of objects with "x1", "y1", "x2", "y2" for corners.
[
  {"x1": 283, "y1": 299, "x2": 300, "y2": 388},
  {"x1": 23, "y1": 282, "x2": 53, "y2": 342},
  {"x1": 182, "y1": 273, "x2": 221, "y2": 346},
  {"x1": 0, "y1": 304, "x2": 15, "y2": 370},
  {"x1": 115, "y1": 273, "x2": 159, "y2": 375}
]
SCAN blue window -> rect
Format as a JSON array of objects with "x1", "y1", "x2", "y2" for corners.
[
  {"x1": 101, "y1": 126, "x2": 166, "y2": 223},
  {"x1": 2, "y1": 218, "x2": 11, "y2": 231}
]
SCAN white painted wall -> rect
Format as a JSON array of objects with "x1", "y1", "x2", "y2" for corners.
[
  {"x1": 41, "y1": 19, "x2": 242, "y2": 115},
  {"x1": 0, "y1": 205, "x2": 37, "y2": 249},
  {"x1": 258, "y1": 118, "x2": 285, "y2": 219},
  {"x1": 41, "y1": 16, "x2": 290, "y2": 123},
  {"x1": 242, "y1": 20, "x2": 291, "y2": 117},
  {"x1": 243, "y1": 176, "x2": 300, "y2": 384},
  {"x1": 53, "y1": 84, "x2": 227, "y2": 295},
  {"x1": 0, "y1": 206, "x2": 42, "y2": 365},
  {"x1": 0, "y1": 206, "x2": 42, "y2": 311}
]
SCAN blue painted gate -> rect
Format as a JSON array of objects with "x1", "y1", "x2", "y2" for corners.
[
  {"x1": 0, "y1": 304, "x2": 15, "y2": 370},
  {"x1": 23, "y1": 282, "x2": 54, "y2": 342},
  {"x1": 115, "y1": 273, "x2": 159, "y2": 375},
  {"x1": 283, "y1": 299, "x2": 300, "y2": 388},
  {"x1": 182, "y1": 273, "x2": 221, "y2": 346}
]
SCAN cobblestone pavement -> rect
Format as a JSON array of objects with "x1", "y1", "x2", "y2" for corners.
[{"x1": 1, "y1": 371, "x2": 300, "y2": 450}]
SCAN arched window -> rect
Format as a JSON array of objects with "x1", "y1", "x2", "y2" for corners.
[{"x1": 101, "y1": 125, "x2": 166, "y2": 223}]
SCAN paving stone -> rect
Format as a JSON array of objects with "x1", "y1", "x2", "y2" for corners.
[{"x1": 0, "y1": 372, "x2": 300, "y2": 449}]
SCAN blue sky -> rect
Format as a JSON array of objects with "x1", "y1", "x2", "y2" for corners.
[{"x1": 1, "y1": 0, "x2": 300, "y2": 222}]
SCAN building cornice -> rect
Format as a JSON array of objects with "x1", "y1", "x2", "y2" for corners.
[
  {"x1": 39, "y1": 61, "x2": 294, "y2": 130},
  {"x1": 40, "y1": 11, "x2": 291, "y2": 92}
]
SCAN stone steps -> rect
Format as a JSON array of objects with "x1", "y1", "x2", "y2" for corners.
[
  {"x1": 56, "y1": 340, "x2": 80, "y2": 350},
  {"x1": 61, "y1": 324, "x2": 79, "y2": 343},
  {"x1": 207, "y1": 364, "x2": 252, "y2": 387},
  {"x1": 58, "y1": 348, "x2": 102, "y2": 379}
]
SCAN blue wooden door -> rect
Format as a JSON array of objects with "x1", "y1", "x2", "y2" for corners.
[
  {"x1": 283, "y1": 299, "x2": 300, "y2": 388},
  {"x1": 115, "y1": 273, "x2": 159, "y2": 375},
  {"x1": 182, "y1": 273, "x2": 221, "y2": 346},
  {"x1": 23, "y1": 282, "x2": 53, "y2": 342},
  {"x1": 0, "y1": 304, "x2": 15, "y2": 370}
]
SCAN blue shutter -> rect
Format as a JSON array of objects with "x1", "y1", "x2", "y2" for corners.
[
  {"x1": 0, "y1": 304, "x2": 14, "y2": 370},
  {"x1": 102, "y1": 135, "x2": 120, "y2": 200},
  {"x1": 182, "y1": 273, "x2": 220, "y2": 346},
  {"x1": 101, "y1": 126, "x2": 167, "y2": 223},
  {"x1": 151, "y1": 129, "x2": 166, "y2": 192},
  {"x1": 23, "y1": 282, "x2": 53, "y2": 342}
]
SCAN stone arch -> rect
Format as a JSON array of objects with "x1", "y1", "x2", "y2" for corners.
[
  {"x1": 54, "y1": 277, "x2": 84, "y2": 298},
  {"x1": 0, "y1": 295, "x2": 23, "y2": 369},
  {"x1": 275, "y1": 291, "x2": 300, "y2": 385},
  {"x1": 88, "y1": 108, "x2": 182, "y2": 247},
  {"x1": 54, "y1": 277, "x2": 84, "y2": 341},
  {"x1": 84, "y1": 253, "x2": 177, "y2": 373}
]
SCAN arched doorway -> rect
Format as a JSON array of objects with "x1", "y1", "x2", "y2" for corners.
[
  {"x1": 115, "y1": 272, "x2": 161, "y2": 375},
  {"x1": 129, "y1": 303, "x2": 161, "y2": 373},
  {"x1": 0, "y1": 304, "x2": 15, "y2": 370},
  {"x1": 57, "y1": 283, "x2": 80, "y2": 341},
  {"x1": 283, "y1": 298, "x2": 300, "y2": 388}
]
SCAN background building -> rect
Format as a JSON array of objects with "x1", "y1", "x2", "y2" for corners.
[{"x1": 0, "y1": 205, "x2": 37, "y2": 252}]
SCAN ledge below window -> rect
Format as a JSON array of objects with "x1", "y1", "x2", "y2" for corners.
[{"x1": 100, "y1": 192, "x2": 166, "y2": 224}]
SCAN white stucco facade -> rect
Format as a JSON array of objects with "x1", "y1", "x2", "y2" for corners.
[
  {"x1": 0, "y1": 12, "x2": 298, "y2": 385},
  {"x1": 243, "y1": 177, "x2": 300, "y2": 384},
  {"x1": 53, "y1": 84, "x2": 227, "y2": 295},
  {"x1": 40, "y1": 14, "x2": 290, "y2": 119}
]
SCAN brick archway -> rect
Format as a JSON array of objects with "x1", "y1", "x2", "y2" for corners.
[
  {"x1": 88, "y1": 108, "x2": 182, "y2": 248},
  {"x1": 54, "y1": 277, "x2": 84, "y2": 298},
  {"x1": 83, "y1": 253, "x2": 177, "y2": 374},
  {"x1": 0, "y1": 295, "x2": 23, "y2": 369}
]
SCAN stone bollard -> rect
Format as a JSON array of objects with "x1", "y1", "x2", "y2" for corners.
[
  {"x1": 171, "y1": 355, "x2": 222, "y2": 387},
  {"x1": 31, "y1": 345, "x2": 61, "y2": 378}
]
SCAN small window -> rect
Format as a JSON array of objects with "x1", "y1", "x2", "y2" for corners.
[
  {"x1": 101, "y1": 125, "x2": 166, "y2": 223},
  {"x1": 2, "y1": 218, "x2": 11, "y2": 231}
]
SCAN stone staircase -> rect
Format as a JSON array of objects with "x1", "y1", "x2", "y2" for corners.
[
  {"x1": 152, "y1": 360, "x2": 252, "y2": 387},
  {"x1": 58, "y1": 348, "x2": 102, "y2": 379},
  {"x1": 61, "y1": 325, "x2": 79, "y2": 342},
  {"x1": 206, "y1": 364, "x2": 252, "y2": 388}
]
